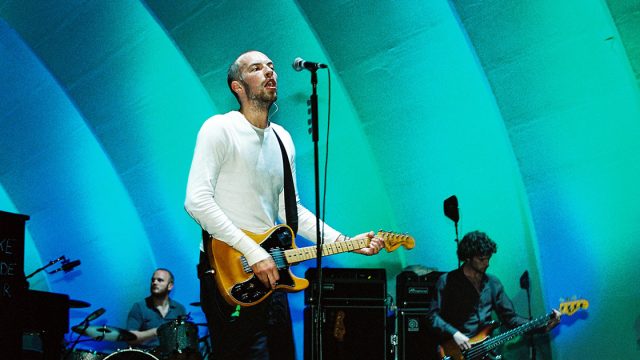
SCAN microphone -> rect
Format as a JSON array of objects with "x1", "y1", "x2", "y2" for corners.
[
  {"x1": 85, "y1": 307, "x2": 106, "y2": 322},
  {"x1": 292, "y1": 57, "x2": 328, "y2": 72},
  {"x1": 520, "y1": 270, "x2": 530, "y2": 290},
  {"x1": 50, "y1": 259, "x2": 81, "y2": 274},
  {"x1": 443, "y1": 195, "x2": 460, "y2": 223}
]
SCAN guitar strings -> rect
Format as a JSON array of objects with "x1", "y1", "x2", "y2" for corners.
[{"x1": 463, "y1": 313, "x2": 550, "y2": 359}]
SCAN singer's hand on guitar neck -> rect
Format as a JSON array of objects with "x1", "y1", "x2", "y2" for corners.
[
  {"x1": 252, "y1": 257, "x2": 279, "y2": 289},
  {"x1": 351, "y1": 231, "x2": 385, "y2": 256}
]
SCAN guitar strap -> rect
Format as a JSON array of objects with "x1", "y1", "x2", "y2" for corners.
[{"x1": 273, "y1": 129, "x2": 298, "y2": 236}]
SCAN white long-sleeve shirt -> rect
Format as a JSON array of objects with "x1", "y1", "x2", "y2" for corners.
[{"x1": 184, "y1": 111, "x2": 340, "y2": 266}]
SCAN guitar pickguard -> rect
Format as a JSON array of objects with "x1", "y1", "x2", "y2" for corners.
[{"x1": 229, "y1": 226, "x2": 296, "y2": 304}]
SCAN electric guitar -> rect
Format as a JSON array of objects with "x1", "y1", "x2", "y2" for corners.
[
  {"x1": 438, "y1": 298, "x2": 589, "y2": 360},
  {"x1": 204, "y1": 224, "x2": 415, "y2": 307}
]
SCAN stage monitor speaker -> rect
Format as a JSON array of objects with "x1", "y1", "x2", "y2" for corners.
[
  {"x1": 304, "y1": 304, "x2": 389, "y2": 360},
  {"x1": 396, "y1": 309, "x2": 439, "y2": 360}
]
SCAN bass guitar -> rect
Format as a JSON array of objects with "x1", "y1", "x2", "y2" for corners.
[
  {"x1": 204, "y1": 224, "x2": 414, "y2": 307},
  {"x1": 438, "y1": 298, "x2": 589, "y2": 360}
]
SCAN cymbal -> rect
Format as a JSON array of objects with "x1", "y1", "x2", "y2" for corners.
[
  {"x1": 72, "y1": 325, "x2": 136, "y2": 342},
  {"x1": 69, "y1": 299, "x2": 91, "y2": 308},
  {"x1": 189, "y1": 302, "x2": 201, "y2": 307}
]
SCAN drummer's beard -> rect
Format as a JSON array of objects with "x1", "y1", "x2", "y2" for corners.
[{"x1": 151, "y1": 284, "x2": 170, "y2": 298}]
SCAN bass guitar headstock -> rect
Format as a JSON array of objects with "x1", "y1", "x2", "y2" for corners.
[{"x1": 559, "y1": 298, "x2": 589, "y2": 316}]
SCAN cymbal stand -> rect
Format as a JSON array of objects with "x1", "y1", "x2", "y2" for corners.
[
  {"x1": 199, "y1": 333, "x2": 212, "y2": 360},
  {"x1": 63, "y1": 312, "x2": 95, "y2": 359}
]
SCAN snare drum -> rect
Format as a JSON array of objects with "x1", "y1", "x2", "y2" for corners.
[
  {"x1": 157, "y1": 320, "x2": 200, "y2": 359},
  {"x1": 103, "y1": 348, "x2": 159, "y2": 360}
]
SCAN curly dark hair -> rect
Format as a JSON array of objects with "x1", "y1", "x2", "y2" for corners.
[{"x1": 457, "y1": 230, "x2": 497, "y2": 261}]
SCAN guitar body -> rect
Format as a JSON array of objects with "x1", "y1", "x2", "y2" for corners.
[
  {"x1": 205, "y1": 224, "x2": 309, "y2": 307},
  {"x1": 438, "y1": 322, "x2": 498, "y2": 360},
  {"x1": 204, "y1": 224, "x2": 415, "y2": 307}
]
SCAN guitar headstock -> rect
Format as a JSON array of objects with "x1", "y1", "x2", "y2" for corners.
[
  {"x1": 376, "y1": 230, "x2": 415, "y2": 252},
  {"x1": 559, "y1": 298, "x2": 589, "y2": 316}
]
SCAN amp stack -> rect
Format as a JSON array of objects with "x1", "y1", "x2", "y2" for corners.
[
  {"x1": 395, "y1": 266, "x2": 443, "y2": 360},
  {"x1": 304, "y1": 267, "x2": 389, "y2": 360}
]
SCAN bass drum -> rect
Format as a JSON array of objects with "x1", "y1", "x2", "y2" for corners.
[{"x1": 103, "y1": 348, "x2": 159, "y2": 360}]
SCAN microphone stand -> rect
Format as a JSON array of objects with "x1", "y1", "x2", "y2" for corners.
[
  {"x1": 25, "y1": 256, "x2": 67, "y2": 280},
  {"x1": 307, "y1": 68, "x2": 324, "y2": 360},
  {"x1": 521, "y1": 271, "x2": 535, "y2": 360},
  {"x1": 24, "y1": 256, "x2": 68, "y2": 290},
  {"x1": 454, "y1": 221, "x2": 460, "y2": 268}
]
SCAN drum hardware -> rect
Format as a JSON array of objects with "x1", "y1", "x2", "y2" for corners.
[
  {"x1": 103, "y1": 348, "x2": 159, "y2": 359},
  {"x1": 66, "y1": 349, "x2": 106, "y2": 360},
  {"x1": 69, "y1": 299, "x2": 91, "y2": 308},
  {"x1": 157, "y1": 319, "x2": 200, "y2": 359},
  {"x1": 72, "y1": 325, "x2": 137, "y2": 342},
  {"x1": 67, "y1": 308, "x2": 115, "y2": 358}
]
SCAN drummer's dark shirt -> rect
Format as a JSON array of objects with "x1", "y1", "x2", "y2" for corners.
[{"x1": 126, "y1": 296, "x2": 187, "y2": 348}]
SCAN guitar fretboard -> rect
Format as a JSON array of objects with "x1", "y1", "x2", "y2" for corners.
[
  {"x1": 283, "y1": 237, "x2": 370, "y2": 264},
  {"x1": 484, "y1": 313, "x2": 551, "y2": 350}
]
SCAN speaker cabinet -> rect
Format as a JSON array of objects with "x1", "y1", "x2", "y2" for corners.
[
  {"x1": 1, "y1": 211, "x2": 29, "y2": 360},
  {"x1": 305, "y1": 267, "x2": 387, "y2": 305},
  {"x1": 396, "y1": 309, "x2": 439, "y2": 360},
  {"x1": 304, "y1": 305, "x2": 389, "y2": 360}
]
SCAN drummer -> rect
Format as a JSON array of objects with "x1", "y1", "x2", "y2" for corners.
[{"x1": 126, "y1": 268, "x2": 187, "y2": 348}]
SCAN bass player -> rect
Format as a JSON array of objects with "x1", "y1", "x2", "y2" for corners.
[{"x1": 428, "y1": 230, "x2": 560, "y2": 359}]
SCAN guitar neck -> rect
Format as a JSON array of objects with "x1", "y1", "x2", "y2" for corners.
[
  {"x1": 283, "y1": 237, "x2": 371, "y2": 264},
  {"x1": 483, "y1": 313, "x2": 552, "y2": 351}
]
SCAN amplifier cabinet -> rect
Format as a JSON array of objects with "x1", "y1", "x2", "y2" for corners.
[
  {"x1": 396, "y1": 309, "x2": 439, "y2": 360},
  {"x1": 305, "y1": 267, "x2": 387, "y2": 306},
  {"x1": 395, "y1": 270, "x2": 443, "y2": 308},
  {"x1": 1, "y1": 211, "x2": 29, "y2": 360},
  {"x1": 304, "y1": 304, "x2": 390, "y2": 360}
]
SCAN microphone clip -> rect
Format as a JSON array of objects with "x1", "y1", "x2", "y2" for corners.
[
  {"x1": 48, "y1": 258, "x2": 82, "y2": 274},
  {"x1": 49, "y1": 255, "x2": 68, "y2": 265}
]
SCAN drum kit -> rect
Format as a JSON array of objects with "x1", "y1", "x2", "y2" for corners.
[{"x1": 59, "y1": 301, "x2": 207, "y2": 360}]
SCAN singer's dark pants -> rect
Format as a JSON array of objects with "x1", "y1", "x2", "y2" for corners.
[{"x1": 198, "y1": 252, "x2": 295, "y2": 360}]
